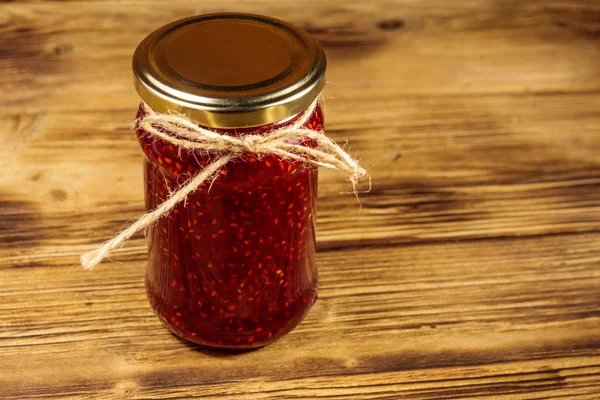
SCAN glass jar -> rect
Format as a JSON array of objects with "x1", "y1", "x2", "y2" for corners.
[{"x1": 132, "y1": 13, "x2": 327, "y2": 349}]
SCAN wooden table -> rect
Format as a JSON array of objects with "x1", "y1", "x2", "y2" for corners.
[{"x1": 1, "y1": 1, "x2": 599, "y2": 398}]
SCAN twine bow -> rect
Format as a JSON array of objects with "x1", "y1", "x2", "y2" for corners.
[{"x1": 81, "y1": 99, "x2": 368, "y2": 270}]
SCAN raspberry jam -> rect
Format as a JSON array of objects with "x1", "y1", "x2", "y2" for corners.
[{"x1": 136, "y1": 104, "x2": 324, "y2": 349}]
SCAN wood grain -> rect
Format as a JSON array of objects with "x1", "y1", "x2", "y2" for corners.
[{"x1": 1, "y1": 0, "x2": 599, "y2": 399}]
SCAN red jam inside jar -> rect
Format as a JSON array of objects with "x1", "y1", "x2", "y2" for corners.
[
  {"x1": 132, "y1": 13, "x2": 327, "y2": 348},
  {"x1": 136, "y1": 104, "x2": 324, "y2": 348}
]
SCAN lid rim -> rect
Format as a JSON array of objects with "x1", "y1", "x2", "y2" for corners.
[{"x1": 132, "y1": 13, "x2": 327, "y2": 128}]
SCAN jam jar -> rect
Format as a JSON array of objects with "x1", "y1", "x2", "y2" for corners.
[{"x1": 132, "y1": 13, "x2": 327, "y2": 349}]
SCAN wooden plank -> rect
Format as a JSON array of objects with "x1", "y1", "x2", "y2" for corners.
[
  {"x1": 0, "y1": 92, "x2": 598, "y2": 262},
  {"x1": 2, "y1": 0, "x2": 600, "y2": 115},
  {"x1": 1, "y1": 234, "x2": 599, "y2": 398}
]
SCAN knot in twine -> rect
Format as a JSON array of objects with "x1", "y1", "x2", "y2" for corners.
[
  {"x1": 240, "y1": 136, "x2": 262, "y2": 153},
  {"x1": 81, "y1": 99, "x2": 369, "y2": 270}
]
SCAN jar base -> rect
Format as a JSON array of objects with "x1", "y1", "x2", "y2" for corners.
[
  {"x1": 156, "y1": 313, "x2": 302, "y2": 350},
  {"x1": 167, "y1": 326, "x2": 274, "y2": 351},
  {"x1": 148, "y1": 288, "x2": 317, "y2": 350}
]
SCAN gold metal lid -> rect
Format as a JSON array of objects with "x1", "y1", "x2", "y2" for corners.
[{"x1": 133, "y1": 13, "x2": 327, "y2": 128}]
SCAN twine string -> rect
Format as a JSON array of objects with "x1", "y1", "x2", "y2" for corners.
[{"x1": 81, "y1": 99, "x2": 368, "y2": 270}]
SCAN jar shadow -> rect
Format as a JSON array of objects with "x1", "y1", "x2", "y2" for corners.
[{"x1": 170, "y1": 332, "x2": 266, "y2": 357}]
